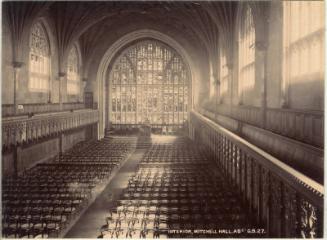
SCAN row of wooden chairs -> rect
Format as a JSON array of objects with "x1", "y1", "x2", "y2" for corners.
[
  {"x1": 2, "y1": 137, "x2": 137, "y2": 238},
  {"x1": 99, "y1": 136, "x2": 255, "y2": 238}
]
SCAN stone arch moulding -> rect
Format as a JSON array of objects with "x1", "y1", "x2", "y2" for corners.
[{"x1": 96, "y1": 29, "x2": 196, "y2": 139}]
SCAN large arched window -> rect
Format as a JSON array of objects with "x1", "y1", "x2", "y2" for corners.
[
  {"x1": 29, "y1": 22, "x2": 50, "y2": 92},
  {"x1": 238, "y1": 5, "x2": 255, "y2": 101},
  {"x1": 110, "y1": 40, "x2": 189, "y2": 129},
  {"x1": 283, "y1": 1, "x2": 324, "y2": 91},
  {"x1": 67, "y1": 45, "x2": 80, "y2": 95}
]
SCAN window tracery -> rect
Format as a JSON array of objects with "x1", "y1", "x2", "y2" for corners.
[
  {"x1": 283, "y1": 1, "x2": 324, "y2": 84},
  {"x1": 238, "y1": 6, "x2": 255, "y2": 101},
  {"x1": 110, "y1": 40, "x2": 189, "y2": 128},
  {"x1": 29, "y1": 22, "x2": 50, "y2": 92}
]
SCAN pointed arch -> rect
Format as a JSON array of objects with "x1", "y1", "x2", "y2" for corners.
[
  {"x1": 28, "y1": 21, "x2": 51, "y2": 92},
  {"x1": 109, "y1": 39, "x2": 189, "y2": 128},
  {"x1": 96, "y1": 30, "x2": 195, "y2": 138}
]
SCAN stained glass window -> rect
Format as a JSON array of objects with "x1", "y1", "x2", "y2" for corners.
[
  {"x1": 29, "y1": 22, "x2": 50, "y2": 92},
  {"x1": 283, "y1": 1, "x2": 324, "y2": 84},
  {"x1": 238, "y1": 6, "x2": 255, "y2": 100},
  {"x1": 67, "y1": 45, "x2": 80, "y2": 95},
  {"x1": 110, "y1": 40, "x2": 189, "y2": 128}
]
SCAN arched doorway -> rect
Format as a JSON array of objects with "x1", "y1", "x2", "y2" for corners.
[{"x1": 107, "y1": 39, "x2": 190, "y2": 134}]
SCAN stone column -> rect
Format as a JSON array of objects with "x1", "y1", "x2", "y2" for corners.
[
  {"x1": 12, "y1": 61, "x2": 24, "y2": 115},
  {"x1": 256, "y1": 41, "x2": 268, "y2": 129},
  {"x1": 254, "y1": 6, "x2": 270, "y2": 128},
  {"x1": 213, "y1": 74, "x2": 220, "y2": 119},
  {"x1": 58, "y1": 72, "x2": 66, "y2": 111},
  {"x1": 81, "y1": 78, "x2": 87, "y2": 104},
  {"x1": 225, "y1": 63, "x2": 234, "y2": 116}
]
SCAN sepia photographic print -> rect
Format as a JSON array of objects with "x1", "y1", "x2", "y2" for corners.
[{"x1": 1, "y1": 0, "x2": 324, "y2": 239}]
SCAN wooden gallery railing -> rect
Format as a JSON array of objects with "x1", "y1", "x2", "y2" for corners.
[
  {"x1": 190, "y1": 111, "x2": 324, "y2": 238},
  {"x1": 2, "y1": 109, "x2": 99, "y2": 148},
  {"x1": 2, "y1": 102, "x2": 86, "y2": 117}
]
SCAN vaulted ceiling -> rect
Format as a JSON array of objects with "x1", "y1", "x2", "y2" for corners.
[
  {"x1": 70, "y1": 1, "x2": 223, "y2": 63},
  {"x1": 3, "y1": 1, "x2": 268, "y2": 71}
]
